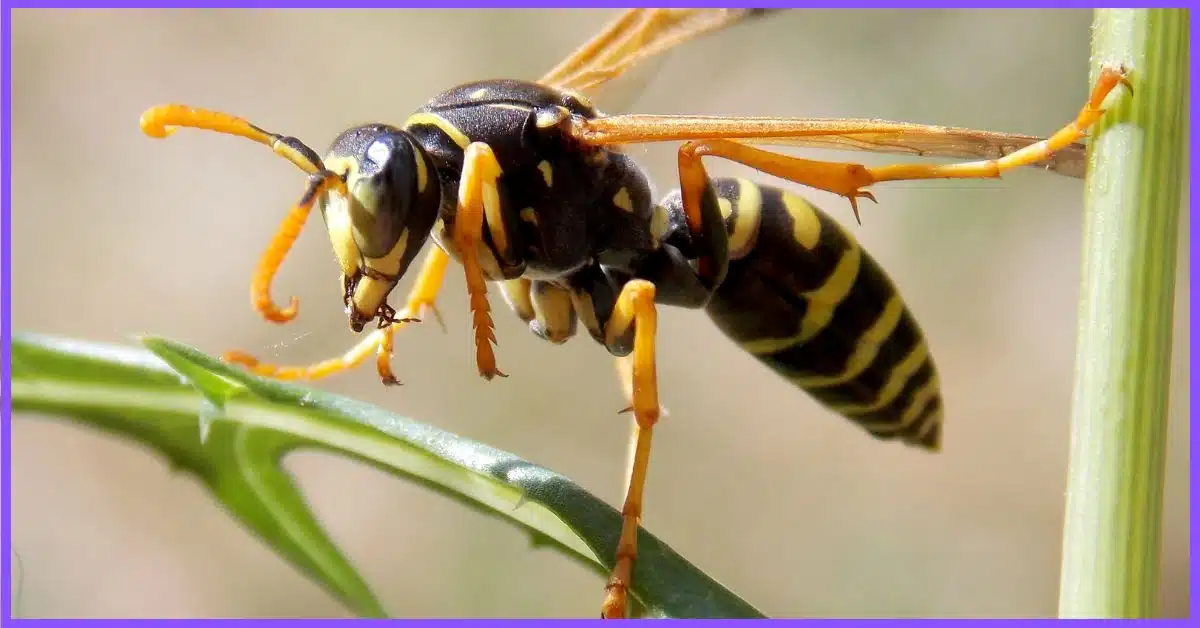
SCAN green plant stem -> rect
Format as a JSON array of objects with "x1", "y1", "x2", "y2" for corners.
[{"x1": 1058, "y1": 8, "x2": 1188, "y2": 619}]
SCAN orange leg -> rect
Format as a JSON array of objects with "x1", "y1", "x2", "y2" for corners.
[
  {"x1": 600, "y1": 280, "x2": 660, "y2": 620},
  {"x1": 451, "y1": 142, "x2": 507, "y2": 380},
  {"x1": 674, "y1": 65, "x2": 1130, "y2": 224},
  {"x1": 223, "y1": 247, "x2": 451, "y2": 384},
  {"x1": 614, "y1": 355, "x2": 669, "y2": 498}
]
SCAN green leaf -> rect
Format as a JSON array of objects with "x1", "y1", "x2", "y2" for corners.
[
  {"x1": 1058, "y1": 9, "x2": 1188, "y2": 619},
  {"x1": 11, "y1": 332, "x2": 765, "y2": 619}
]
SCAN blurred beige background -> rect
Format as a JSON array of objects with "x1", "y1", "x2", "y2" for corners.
[{"x1": 11, "y1": 8, "x2": 1190, "y2": 619}]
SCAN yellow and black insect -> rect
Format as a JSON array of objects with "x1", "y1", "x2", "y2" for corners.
[{"x1": 138, "y1": 8, "x2": 1131, "y2": 619}]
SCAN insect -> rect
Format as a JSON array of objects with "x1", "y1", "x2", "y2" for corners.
[{"x1": 138, "y1": 8, "x2": 1131, "y2": 619}]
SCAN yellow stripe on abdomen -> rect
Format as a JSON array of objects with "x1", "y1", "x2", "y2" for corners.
[{"x1": 703, "y1": 179, "x2": 944, "y2": 450}]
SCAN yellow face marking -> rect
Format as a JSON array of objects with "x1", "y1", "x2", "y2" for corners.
[
  {"x1": 322, "y1": 194, "x2": 362, "y2": 278},
  {"x1": 520, "y1": 207, "x2": 539, "y2": 226},
  {"x1": 413, "y1": 150, "x2": 428, "y2": 193},
  {"x1": 739, "y1": 243, "x2": 863, "y2": 355},
  {"x1": 538, "y1": 160, "x2": 554, "y2": 187},
  {"x1": 469, "y1": 87, "x2": 489, "y2": 99},
  {"x1": 403, "y1": 112, "x2": 471, "y2": 150},
  {"x1": 364, "y1": 228, "x2": 411, "y2": 277},
  {"x1": 832, "y1": 341, "x2": 931, "y2": 417},
  {"x1": 780, "y1": 190, "x2": 821, "y2": 250},
  {"x1": 353, "y1": 227, "x2": 411, "y2": 316},
  {"x1": 725, "y1": 178, "x2": 764, "y2": 260},
  {"x1": 320, "y1": 156, "x2": 363, "y2": 277},
  {"x1": 791, "y1": 295, "x2": 905, "y2": 389},
  {"x1": 612, "y1": 187, "x2": 634, "y2": 213}
]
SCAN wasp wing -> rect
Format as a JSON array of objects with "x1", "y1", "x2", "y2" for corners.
[
  {"x1": 573, "y1": 114, "x2": 1087, "y2": 179},
  {"x1": 538, "y1": 9, "x2": 779, "y2": 97}
]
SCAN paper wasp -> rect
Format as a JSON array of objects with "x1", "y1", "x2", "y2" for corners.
[{"x1": 138, "y1": 8, "x2": 1131, "y2": 618}]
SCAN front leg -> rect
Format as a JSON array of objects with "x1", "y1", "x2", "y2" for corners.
[
  {"x1": 451, "y1": 142, "x2": 508, "y2": 380},
  {"x1": 224, "y1": 245, "x2": 451, "y2": 385}
]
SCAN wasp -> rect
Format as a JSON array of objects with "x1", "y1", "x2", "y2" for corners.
[{"x1": 138, "y1": 8, "x2": 1131, "y2": 618}]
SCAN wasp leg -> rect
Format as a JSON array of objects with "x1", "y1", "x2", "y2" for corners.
[
  {"x1": 224, "y1": 325, "x2": 396, "y2": 382},
  {"x1": 599, "y1": 279, "x2": 660, "y2": 620},
  {"x1": 865, "y1": 65, "x2": 1131, "y2": 193},
  {"x1": 403, "y1": 246, "x2": 452, "y2": 333},
  {"x1": 223, "y1": 247, "x2": 451, "y2": 384},
  {"x1": 451, "y1": 142, "x2": 507, "y2": 380},
  {"x1": 661, "y1": 65, "x2": 1132, "y2": 225}
]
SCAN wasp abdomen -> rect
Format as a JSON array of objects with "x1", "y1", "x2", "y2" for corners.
[{"x1": 696, "y1": 178, "x2": 944, "y2": 449}]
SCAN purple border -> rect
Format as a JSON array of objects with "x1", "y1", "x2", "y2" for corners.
[
  {"x1": 0, "y1": 1, "x2": 1186, "y2": 8},
  {"x1": 2, "y1": 0, "x2": 10, "y2": 621},
  {"x1": 1, "y1": 2, "x2": 1194, "y2": 622}
]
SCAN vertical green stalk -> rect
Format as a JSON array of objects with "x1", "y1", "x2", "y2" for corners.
[{"x1": 1058, "y1": 8, "x2": 1188, "y2": 619}]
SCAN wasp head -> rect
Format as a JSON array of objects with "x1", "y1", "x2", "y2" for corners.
[{"x1": 320, "y1": 124, "x2": 443, "y2": 332}]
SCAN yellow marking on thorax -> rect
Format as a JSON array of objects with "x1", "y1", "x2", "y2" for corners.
[
  {"x1": 831, "y1": 341, "x2": 930, "y2": 417},
  {"x1": 612, "y1": 187, "x2": 634, "y2": 213},
  {"x1": 469, "y1": 87, "x2": 489, "y2": 99},
  {"x1": 520, "y1": 207, "x2": 539, "y2": 226},
  {"x1": 404, "y1": 112, "x2": 471, "y2": 149},
  {"x1": 322, "y1": 195, "x2": 362, "y2": 278},
  {"x1": 781, "y1": 190, "x2": 821, "y2": 250},
  {"x1": 488, "y1": 103, "x2": 533, "y2": 113},
  {"x1": 791, "y1": 295, "x2": 905, "y2": 389},
  {"x1": 538, "y1": 160, "x2": 553, "y2": 187},
  {"x1": 536, "y1": 107, "x2": 570, "y2": 129},
  {"x1": 725, "y1": 178, "x2": 764, "y2": 260},
  {"x1": 739, "y1": 243, "x2": 863, "y2": 355}
]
